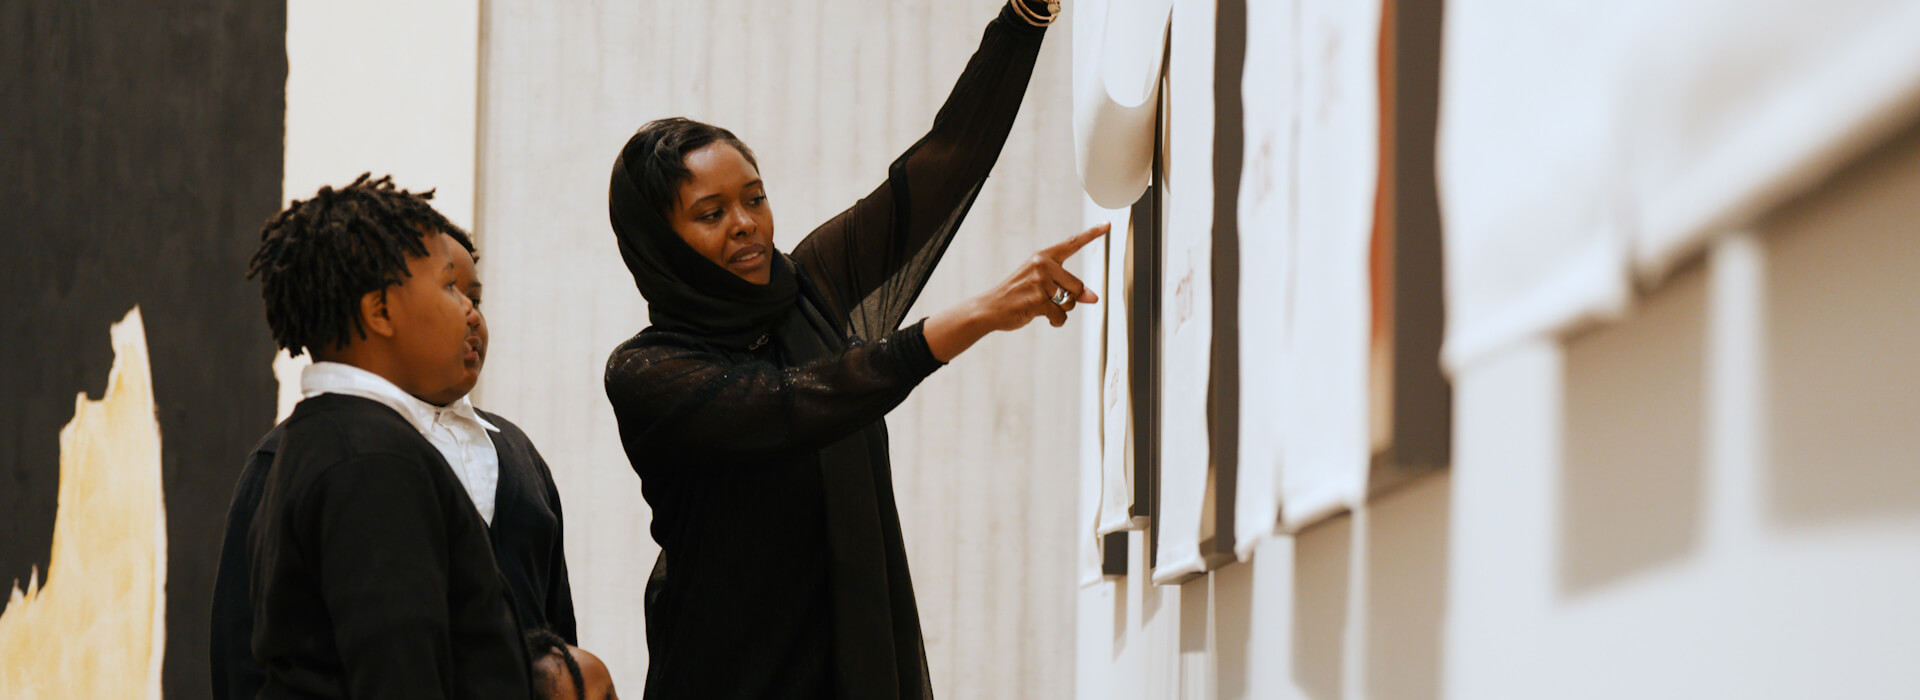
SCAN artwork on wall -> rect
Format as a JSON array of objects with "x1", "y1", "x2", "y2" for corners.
[
  {"x1": 1153, "y1": 0, "x2": 1228, "y2": 584},
  {"x1": 1622, "y1": 1, "x2": 1920, "y2": 283},
  {"x1": 1082, "y1": 0, "x2": 1446, "y2": 565},
  {"x1": 0, "y1": 309, "x2": 166, "y2": 697},
  {"x1": 1098, "y1": 204, "x2": 1149, "y2": 537},
  {"x1": 1435, "y1": 0, "x2": 1633, "y2": 373},
  {"x1": 0, "y1": 3, "x2": 285, "y2": 695},
  {"x1": 1270, "y1": 0, "x2": 1379, "y2": 533},
  {"x1": 1232, "y1": 0, "x2": 1300, "y2": 558},
  {"x1": 1073, "y1": 0, "x2": 1178, "y2": 209}
]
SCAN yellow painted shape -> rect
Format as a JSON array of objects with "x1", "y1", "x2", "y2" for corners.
[{"x1": 0, "y1": 307, "x2": 167, "y2": 699}]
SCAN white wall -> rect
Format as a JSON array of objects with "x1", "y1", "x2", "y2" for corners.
[
  {"x1": 276, "y1": 0, "x2": 481, "y2": 418},
  {"x1": 1074, "y1": 113, "x2": 1920, "y2": 700},
  {"x1": 473, "y1": 1, "x2": 1082, "y2": 694}
]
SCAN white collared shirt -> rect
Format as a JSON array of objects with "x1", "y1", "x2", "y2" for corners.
[{"x1": 300, "y1": 361, "x2": 501, "y2": 524}]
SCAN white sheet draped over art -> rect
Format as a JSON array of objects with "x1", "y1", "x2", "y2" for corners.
[
  {"x1": 1439, "y1": 0, "x2": 1920, "y2": 372},
  {"x1": 1623, "y1": 0, "x2": 1920, "y2": 281},
  {"x1": 1435, "y1": 0, "x2": 1635, "y2": 373},
  {"x1": 1073, "y1": 0, "x2": 1177, "y2": 209},
  {"x1": 1152, "y1": 0, "x2": 1217, "y2": 583},
  {"x1": 1274, "y1": 0, "x2": 1379, "y2": 533},
  {"x1": 1232, "y1": 0, "x2": 1297, "y2": 558},
  {"x1": 1079, "y1": 207, "x2": 1112, "y2": 586},
  {"x1": 1233, "y1": 0, "x2": 1379, "y2": 547},
  {"x1": 1097, "y1": 204, "x2": 1142, "y2": 536}
]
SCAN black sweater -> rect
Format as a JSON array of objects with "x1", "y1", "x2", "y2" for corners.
[
  {"x1": 210, "y1": 405, "x2": 576, "y2": 700},
  {"x1": 242, "y1": 394, "x2": 533, "y2": 700}
]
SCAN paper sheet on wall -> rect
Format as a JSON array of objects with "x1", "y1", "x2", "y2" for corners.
[
  {"x1": 1073, "y1": 0, "x2": 1177, "y2": 208},
  {"x1": 1623, "y1": 1, "x2": 1920, "y2": 281},
  {"x1": 1274, "y1": 0, "x2": 1380, "y2": 532},
  {"x1": 1098, "y1": 204, "x2": 1144, "y2": 535},
  {"x1": 1080, "y1": 220, "x2": 1112, "y2": 586},
  {"x1": 1436, "y1": 0, "x2": 1635, "y2": 373},
  {"x1": 1233, "y1": 0, "x2": 1297, "y2": 558},
  {"x1": 1152, "y1": 0, "x2": 1216, "y2": 584}
]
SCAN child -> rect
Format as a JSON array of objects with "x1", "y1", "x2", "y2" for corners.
[
  {"x1": 211, "y1": 187, "x2": 576, "y2": 699},
  {"x1": 242, "y1": 174, "x2": 531, "y2": 698}
]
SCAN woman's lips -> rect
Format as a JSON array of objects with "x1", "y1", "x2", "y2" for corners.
[{"x1": 729, "y1": 244, "x2": 767, "y2": 268}]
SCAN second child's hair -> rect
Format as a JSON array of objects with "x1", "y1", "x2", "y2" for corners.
[
  {"x1": 247, "y1": 173, "x2": 474, "y2": 357},
  {"x1": 525, "y1": 627, "x2": 586, "y2": 700}
]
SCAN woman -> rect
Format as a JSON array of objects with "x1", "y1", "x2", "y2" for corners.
[{"x1": 604, "y1": 2, "x2": 1094, "y2": 697}]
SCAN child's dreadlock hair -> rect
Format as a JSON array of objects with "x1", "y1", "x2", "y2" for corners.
[
  {"x1": 247, "y1": 173, "x2": 475, "y2": 357},
  {"x1": 525, "y1": 627, "x2": 586, "y2": 700}
]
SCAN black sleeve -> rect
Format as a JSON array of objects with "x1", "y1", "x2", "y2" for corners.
[
  {"x1": 788, "y1": 10, "x2": 1047, "y2": 339},
  {"x1": 530, "y1": 447, "x2": 579, "y2": 645},
  {"x1": 299, "y1": 454, "x2": 460, "y2": 700},
  {"x1": 209, "y1": 436, "x2": 278, "y2": 700},
  {"x1": 605, "y1": 322, "x2": 943, "y2": 467}
]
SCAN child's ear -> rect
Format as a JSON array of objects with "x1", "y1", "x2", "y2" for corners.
[{"x1": 360, "y1": 289, "x2": 397, "y2": 339}]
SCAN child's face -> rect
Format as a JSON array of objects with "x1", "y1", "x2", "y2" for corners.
[
  {"x1": 386, "y1": 232, "x2": 483, "y2": 405},
  {"x1": 452, "y1": 244, "x2": 488, "y2": 376}
]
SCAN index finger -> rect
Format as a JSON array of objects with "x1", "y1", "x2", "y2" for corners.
[{"x1": 1041, "y1": 222, "x2": 1112, "y2": 262}]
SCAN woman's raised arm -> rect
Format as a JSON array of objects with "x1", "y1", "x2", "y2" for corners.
[{"x1": 790, "y1": 2, "x2": 1053, "y2": 339}]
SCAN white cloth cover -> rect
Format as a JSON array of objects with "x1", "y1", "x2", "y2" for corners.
[
  {"x1": 1624, "y1": 0, "x2": 1920, "y2": 281},
  {"x1": 1097, "y1": 204, "x2": 1146, "y2": 535},
  {"x1": 1080, "y1": 207, "x2": 1112, "y2": 586},
  {"x1": 1073, "y1": 0, "x2": 1177, "y2": 208},
  {"x1": 1436, "y1": 0, "x2": 1635, "y2": 373},
  {"x1": 1152, "y1": 0, "x2": 1217, "y2": 584},
  {"x1": 1274, "y1": 0, "x2": 1380, "y2": 532},
  {"x1": 1232, "y1": 0, "x2": 1297, "y2": 558}
]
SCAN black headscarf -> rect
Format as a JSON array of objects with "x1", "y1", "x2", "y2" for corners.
[{"x1": 608, "y1": 130, "x2": 798, "y2": 349}]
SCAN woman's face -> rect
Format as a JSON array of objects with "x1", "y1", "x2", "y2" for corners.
[{"x1": 669, "y1": 143, "x2": 775, "y2": 285}]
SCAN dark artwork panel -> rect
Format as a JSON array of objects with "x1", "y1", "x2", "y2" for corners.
[{"x1": 0, "y1": 1, "x2": 285, "y2": 696}]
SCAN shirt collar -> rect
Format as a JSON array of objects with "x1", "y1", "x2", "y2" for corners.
[{"x1": 300, "y1": 362, "x2": 500, "y2": 434}]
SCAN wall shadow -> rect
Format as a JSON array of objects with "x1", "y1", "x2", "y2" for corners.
[
  {"x1": 1179, "y1": 576, "x2": 1212, "y2": 696},
  {"x1": 1291, "y1": 514, "x2": 1351, "y2": 700},
  {"x1": 1761, "y1": 117, "x2": 1920, "y2": 525},
  {"x1": 1363, "y1": 472, "x2": 1451, "y2": 699},
  {"x1": 1213, "y1": 558, "x2": 1255, "y2": 700},
  {"x1": 1559, "y1": 262, "x2": 1707, "y2": 594}
]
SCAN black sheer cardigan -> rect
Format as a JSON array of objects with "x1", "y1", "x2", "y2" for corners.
[{"x1": 604, "y1": 9, "x2": 1047, "y2": 700}]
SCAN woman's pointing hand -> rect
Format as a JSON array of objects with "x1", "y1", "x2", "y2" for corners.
[{"x1": 923, "y1": 222, "x2": 1111, "y2": 362}]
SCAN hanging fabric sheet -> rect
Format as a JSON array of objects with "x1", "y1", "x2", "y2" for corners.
[
  {"x1": 1435, "y1": 0, "x2": 1636, "y2": 373},
  {"x1": 1623, "y1": 0, "x2": 1920, "y2": 282},
  {"x1": 1097, "y1": 204, "x2": 1146, "y2": 536},
  {"x1": 1079, "y1": 213, "x2": 1112, "y2": 586},
  {"x1": 1232, "y1": 0, "x2": 1298, "y2": 558},
  {"x1": 1074, "y1": 0, "x2": 1178, "y2": 209},
  {"x1": 1152, "y1": 0, "x2": 1218, "y2": 584},
  {"x1": 1274, "y1": 0, "x2": 1380, "y2": 533}
]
